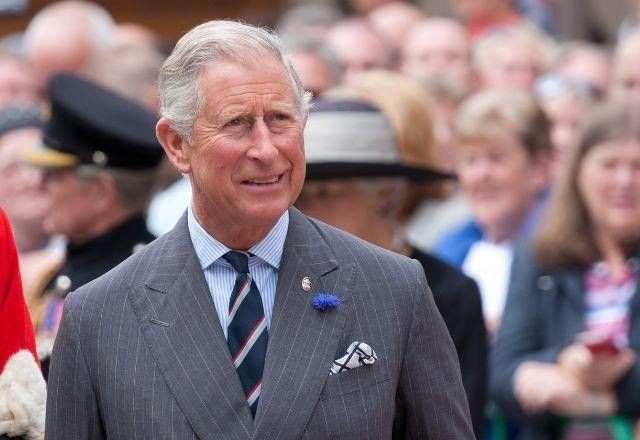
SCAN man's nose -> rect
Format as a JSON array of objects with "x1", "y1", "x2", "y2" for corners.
[{"x1": 247, "y1": 118, "x2": 278, "y2": 162}]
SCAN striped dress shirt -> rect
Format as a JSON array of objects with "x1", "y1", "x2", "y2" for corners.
[{"x1": 187, "y1": 207, "x2": 288, "y2": 339}]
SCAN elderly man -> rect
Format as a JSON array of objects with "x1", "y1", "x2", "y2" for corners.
[
  {"x1": 401, "y1": 18, "x2": 475, "y2": 94},
  {"x1": 325, "y1": 17, "x2": 395, "y2": 83},
  {"x1": 25, "y1": 73, "x2": 162, "y2": 373},
  {"x1": 45, "y1": 20, "x2": 473, "y2": 439},
  {"x1": 23, "y1": 0, "x2": 115, "y2": 87}
]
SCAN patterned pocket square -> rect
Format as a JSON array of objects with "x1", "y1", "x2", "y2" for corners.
[{"x1": 329, "y1": 341, "x2": 377, "y2": 375}]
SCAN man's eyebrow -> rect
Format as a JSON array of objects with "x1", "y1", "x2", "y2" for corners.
[
  {"x1": 270, "y1": 103, "x2": 297, "y2": 112},
  {"x1": 216, "y1": 109, "x2": 249, "y2": 120},
  {"x1": 268, "y1": 101, "x2": 301, "y2": 115}
]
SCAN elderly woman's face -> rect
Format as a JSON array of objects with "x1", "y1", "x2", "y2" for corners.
[
  {"x1": 578, "y1": 139, "x2": 640, "y2": 244},
  {"x1": 296, "y1": 180, "x2": 374, "y2": 236},
  {"x1": 456, "y1": 132, "x2": 547, "y2": 241}
]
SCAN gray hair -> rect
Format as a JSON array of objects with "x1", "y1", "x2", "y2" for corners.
[
  {"x1": 76, "y1": 165, "x2": 157, "y2": 214},
  {"x1": 158, "y1": 20, "x2": 311, "y2": 144}
]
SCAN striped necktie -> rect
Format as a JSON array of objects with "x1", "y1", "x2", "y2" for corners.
[{"x1": 224, "y1": 251, "x2": 268, "y2": 417}]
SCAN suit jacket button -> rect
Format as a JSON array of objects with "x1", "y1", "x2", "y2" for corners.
[{"x1": 537, "y1": 275, "x2": 553, "y2": 291}]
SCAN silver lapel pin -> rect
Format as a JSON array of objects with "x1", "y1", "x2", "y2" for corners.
[{"x1": 301, "y1": 276, "x2": 312, "y2": 292}]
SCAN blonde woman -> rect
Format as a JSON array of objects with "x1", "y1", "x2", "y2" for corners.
[{"x1": 435, "y1": 90, "x2": 553, "y2": 339}]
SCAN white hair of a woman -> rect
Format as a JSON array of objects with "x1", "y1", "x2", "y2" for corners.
[{"x1": 158, "y1": 20, "x2": 311, "y2": 145}]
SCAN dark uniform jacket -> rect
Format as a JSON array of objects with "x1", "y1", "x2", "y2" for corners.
[
  {"x1": 52, "y1": 215, "x2": 156, "y2": 294},
  {"x1": 39, "y1": 215, "x2": 155, "y2": 379}
]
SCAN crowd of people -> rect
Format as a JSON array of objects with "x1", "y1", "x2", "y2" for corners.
[{"x1": 1, "y1": 0, "x2": 640, "y2": 439}]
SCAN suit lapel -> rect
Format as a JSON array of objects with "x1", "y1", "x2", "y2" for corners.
[
  {"x1": 253, "y1": 209, "x2": 355, "y2": 440},
  {"x1": 128, "y1": 215, "x2": 253, "y2": 440}
]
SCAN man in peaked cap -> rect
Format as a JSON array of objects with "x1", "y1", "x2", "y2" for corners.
[{"x1": 25, "y1": 73, "x2": 163, "y2": 374}]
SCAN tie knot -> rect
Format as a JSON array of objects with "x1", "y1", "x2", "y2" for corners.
[{"x1": 223, "y1": 251, "x2": 250, "y2": 274}]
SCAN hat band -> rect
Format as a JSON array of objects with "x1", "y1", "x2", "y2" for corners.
[
  {"x1": 305, "y1": 162, "x2": 455, "y2": 181},
  {"x1": 304, "y1": 111, "x2": 400, "y2": 164}
]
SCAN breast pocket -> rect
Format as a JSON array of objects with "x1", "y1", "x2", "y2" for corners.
[
  {"x1": 312, "y1": 361, "x2": 393, "y2": 439},
  {"x1": 320, "y1": 359, "x2": 390, "y2": 399}
]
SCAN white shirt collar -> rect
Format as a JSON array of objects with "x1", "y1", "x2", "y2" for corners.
[{"x1": 187, "y1": 205, "x2": 289, "y2": 270}]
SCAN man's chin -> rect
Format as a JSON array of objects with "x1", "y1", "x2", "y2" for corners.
[{"x1": 244, "y1": 205, "x2": 289, "y2": 225}]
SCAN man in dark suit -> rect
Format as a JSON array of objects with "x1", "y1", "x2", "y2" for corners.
[{"x1": 45, "y1": 20, "x2": 474, "y2": 439}]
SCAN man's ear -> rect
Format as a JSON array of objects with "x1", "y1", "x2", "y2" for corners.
[
  {"x1": 156, "y1": 118, "x2": 192, "y2": 174},
  {"x1": 91, "y1": 172, "x2": 119, "y2": 214}
]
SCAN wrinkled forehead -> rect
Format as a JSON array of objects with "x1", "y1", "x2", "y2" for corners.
[{"x1": 199, "y1": 55, "x2": 301, "y2": 105}]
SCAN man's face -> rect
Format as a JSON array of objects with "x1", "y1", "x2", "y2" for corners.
[
  {"x1": 288, "y1": 51, "x2": 337, "y2": 100},
  {"x1": 402, "y1": 21, "x2": 473, "y2": 91},
  {"x1": 326, "y1": 23, "x2": 391, "y2": 83},
  {"x1": 480, "y1": 42, "x2": 540, "y2": 91},
  {"x1": 42, "y1": 168, "x2": 101, "y2": 242},
  {"x1": 185, "y1": 59, "x2": 306, "y2": 241}
]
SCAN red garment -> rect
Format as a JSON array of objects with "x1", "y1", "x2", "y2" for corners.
[
  {"x1": 0, "y1": 208, "x2": 38, "y2": 371},
  {"x1": 467, "y1": 11, "x2": 525, "y2": 40}
]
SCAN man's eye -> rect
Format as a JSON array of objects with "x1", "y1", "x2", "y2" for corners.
[
  {"x1": 271, "y1": 113, "x2": 291, "y2": 122},
  {"x1": 226, "y1": 118, "x2": 242, "y2": 127}
]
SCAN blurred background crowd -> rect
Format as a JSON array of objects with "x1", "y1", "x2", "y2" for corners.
[{"x1": 2, "y1": 0, "x2": 640, "y2": 439}]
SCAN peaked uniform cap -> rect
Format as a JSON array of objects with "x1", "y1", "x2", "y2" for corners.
[{"x1": 25, "y1": 73, "x2": 163, "y2": 169}]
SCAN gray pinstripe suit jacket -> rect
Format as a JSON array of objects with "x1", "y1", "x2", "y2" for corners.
[{"x1": 45, "y1": 208, "x2": 474, "y2": 439}]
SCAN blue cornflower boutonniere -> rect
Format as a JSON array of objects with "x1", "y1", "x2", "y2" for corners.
[{"x1": 312, "y1": 292, "x2": 340, "y2": 312}]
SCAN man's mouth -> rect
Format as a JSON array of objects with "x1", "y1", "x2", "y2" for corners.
[{"x1": 245, "y1": 175, "x2": 282, "y2": 185}]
